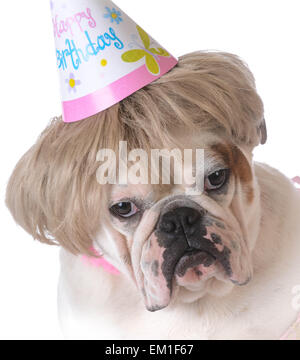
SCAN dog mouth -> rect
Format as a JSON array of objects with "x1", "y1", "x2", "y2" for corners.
[
  {"x1": 138, "y1": 217, "x2": 235, "y2": 312},
  {"x1": 174, "y1": 249, "x2": 216, "y2": 278}
]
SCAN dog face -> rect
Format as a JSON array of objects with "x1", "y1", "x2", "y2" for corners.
[
  {"x1": 6, "y1": 51, "x2": 266, "y2": 312},
  {"x1": 101, "y1": 130, "x2": 260, "y2": 311}
]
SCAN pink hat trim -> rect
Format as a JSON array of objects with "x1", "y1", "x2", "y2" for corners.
[{"x1": 62, "y1": 56, "x2": 178, "y2": 123}]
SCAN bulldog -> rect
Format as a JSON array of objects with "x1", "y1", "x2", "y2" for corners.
[{"x1": 6, "y1": 51, "x2": 300, "y2": 339}]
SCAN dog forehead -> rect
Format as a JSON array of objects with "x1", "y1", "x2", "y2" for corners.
[{"x1": 110, "y1": 183, "x2": 154, "y2": 202}]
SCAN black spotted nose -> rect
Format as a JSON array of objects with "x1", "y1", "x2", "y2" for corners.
[{"x1": 158, "y1": 207, "x2": 201, "y2": 236}]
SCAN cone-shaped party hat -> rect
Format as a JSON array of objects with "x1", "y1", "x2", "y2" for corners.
[{"x1": 50, "y1": 0, "x2": 178, "y2": 122}]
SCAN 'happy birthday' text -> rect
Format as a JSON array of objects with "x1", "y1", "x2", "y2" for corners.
[
  {"x1": 56, "y1": 28, "x2": 124, "y2": 71},
  {"x1": 52, "y1": 8, "x2": 97, "y2": 38}
]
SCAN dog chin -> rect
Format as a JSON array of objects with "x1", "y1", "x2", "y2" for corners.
[
  {"x1": 145, "y1": 263, "x2": 235, "y2": 312},
  {"x1": 165, "y1": 259, "x2": 241, "y2": 309},
  {"x1": 175, "y1": 274, "x2": 236, "y2": 305}
]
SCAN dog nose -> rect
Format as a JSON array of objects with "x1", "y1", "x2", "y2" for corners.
[{"x1": 158, "y1": 207, "x2": 201, "y2": 237}]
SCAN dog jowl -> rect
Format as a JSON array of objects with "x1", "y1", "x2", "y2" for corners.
[{"x1": 137, "y1": 201, "x2": 249, "y2": 311}]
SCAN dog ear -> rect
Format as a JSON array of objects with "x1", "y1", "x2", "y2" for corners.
[
  {"x1": 6, "y1": 110, "x2": 120, "y2": 255},
  {"x1": 258, "y1": 118, "x2": 267, "y2": 145}
]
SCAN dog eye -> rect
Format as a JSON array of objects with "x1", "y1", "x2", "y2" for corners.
[
  {"x1": 110, "y1": 202, "x2": 139, "y2": 218},
  {"x1": 205, "y1": 169, "x2": 229, "y2": 191}
]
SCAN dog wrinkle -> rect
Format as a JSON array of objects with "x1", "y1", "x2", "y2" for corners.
[
  {"x1": 211, "y1": 233, "x2": 222, "y2": 244},
  {"x1": 142, "y1": 260, "x2": 150, "y2": 269},
  {"x1": 151, "y1": 260, "x2": 159, "y2": 277},
  {"x1": 194, "y1": 269, "x2": 203, "y2": 277},
  {"x1": 215, "y1": 221, "x2": 226, "y2": 229},
  {"x1": 160, "y1": 244, "x2": 186, "y2": 291},
  {"x1": 122, "y1": 254, "x2": 132, "y2": 266},
  {"x1": 230, "y1": 276, "x2": 251, "y2": 286},
  {"x1": 230, "y1": 239, "x2": 239, "y2": 251},
  {"x1": 147, "y1": 304, "x2": 166, "y2": 312},
  {"x1": 203, "y1": 217, "x2": 226, "y2": 231}
]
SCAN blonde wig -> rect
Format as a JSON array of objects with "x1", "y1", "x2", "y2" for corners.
[{"x1": 6, "y1": 51, "x2": 265, "y2": 255}]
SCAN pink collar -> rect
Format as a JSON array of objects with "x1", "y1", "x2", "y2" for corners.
[
  {"x1": 293, "y1": 176, "x2": 300, "y2": 189},
  {"x1": 82, "y1": 248, "x2": 120, "y2": 275}
]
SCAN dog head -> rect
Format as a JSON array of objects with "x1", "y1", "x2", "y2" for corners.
[{"x1": 6, "y1": 51, "x2": 266, "y2": 311}]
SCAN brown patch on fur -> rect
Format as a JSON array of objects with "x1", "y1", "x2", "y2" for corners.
[{"x1": 211, "y1": 143, "x2": 254, "y2": 203}]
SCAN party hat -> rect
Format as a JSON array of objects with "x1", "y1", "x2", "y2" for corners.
[{"x1": 50, "y1": 0, "x2": 178, "y2": 123}]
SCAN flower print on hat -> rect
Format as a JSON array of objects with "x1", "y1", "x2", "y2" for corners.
[
  {"x1": 104, "y1": 6, "x2": 123, "y2": 25},
  {"x1": 65, "y1": 73, "x2": 81, "y2": 93}
]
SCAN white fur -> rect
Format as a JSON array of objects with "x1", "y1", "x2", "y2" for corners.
[{"x1": 57, "y1": 162, "x2": 300, "y2": 340}]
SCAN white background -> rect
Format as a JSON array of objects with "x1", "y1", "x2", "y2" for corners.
[{"x1": 0, "y1": 0, "x2": 299, "y2": 339}]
